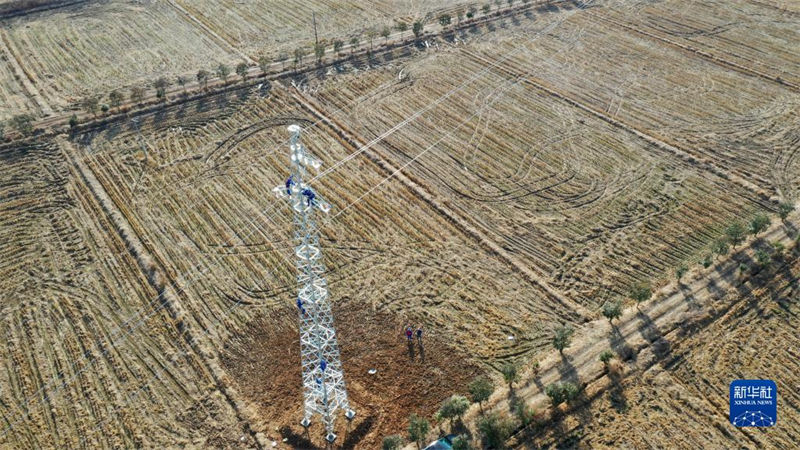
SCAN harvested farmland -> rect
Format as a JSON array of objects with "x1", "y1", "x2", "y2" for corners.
[
  {"x1": 0, "y1": 140, "x2": 255, "y2": 448},
  {"x1": 0, "y1": 0, "x2": 798, "y2": 448},
  {"x1": 1, "y1": 0, "x2": 237, "y2": 111},
  {"x1": 519, "y1": 238, "x2": 800, "y2": 448},
  {"x1": 0, "y1": 41, "x2": 36, "y2": 120},
  {"x1": 309, "y1": 18, "x2": 772, "y2": 308},
  {"x1": 173, "y1": 0, "x2": 474, "y2": 58}
]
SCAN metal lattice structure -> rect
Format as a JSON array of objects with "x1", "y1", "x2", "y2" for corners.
[{"x1": 273, "y1": 125, "x2": 355, "y2": 443}]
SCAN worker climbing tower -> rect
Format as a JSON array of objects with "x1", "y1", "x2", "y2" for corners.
[{"x1": 273, "y1": 125, "x2": 355, "y2": 443}]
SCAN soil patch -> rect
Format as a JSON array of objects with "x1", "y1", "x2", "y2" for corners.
[{"x1": 221, "y1": 301, "x2": 482, "y2": 448}]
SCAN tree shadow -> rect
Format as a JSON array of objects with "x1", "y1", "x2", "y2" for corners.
[
  {"x1": 195, "y1": 96, "x2": 208, "y2": 113},
  {"x1": 451, "y1": 417, "x2": 473, "y2": 441},
  {"x1": 214, "y1": 91, "x2": 229, "y2": 110},
  {"x1": 705, "y1": 276, "x2": 726, "y2": 300},
  {"x1": 557, "y1": 354, "x2": 592, "y2": 427},
  {"x1": 367, "y1": 51, "x2": 380, "y2": 66},
  {"x1": 149, "y1": 106, "x2": 167, "y2": 128},
  {"x1": 783, "y1": 221, "x2": 798, "y2": 239},
  {"x1": 236, "y1": 87, "x2": 251, "y2": 103},
  {"x1": 608, "y1": 325, "x2": 635, "y2": 362},
  {"x1": 607, "y1": 365, "x2": 628, "y2": 413},
  {"x1": 636, "y1": 310, "x2": 671, "y2": 360},
  {"x1": 174, "y1": 100, "x2": 187, "y2": 120},
  {"x1": 314, "y1": 65, "x2": 328, "y2": 81},
  {"x1": 396, "y1": 45, "x2": 413, "y2": 59},
  {"x1": 103, "y1": 120, "x2": 123, "y2": 142},
  {"x1": 677, "y1": 281, "x2": 702, "y2": 310}
]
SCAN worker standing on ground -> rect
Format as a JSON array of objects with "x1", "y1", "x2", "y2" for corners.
[
  {"x1": 405, "y1": 325, "x2": 414, "y2": 342},
  {"x1": 416, "y1": 326, "x2": 423, "y2": 344}
]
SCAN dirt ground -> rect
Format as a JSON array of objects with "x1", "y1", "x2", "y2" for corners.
[{"x1": 221, "y1": 302, "x2": 481, "y2": 449}]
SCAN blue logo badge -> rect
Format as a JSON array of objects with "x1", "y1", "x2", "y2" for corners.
[{"x1": 730, "y1": 380, "x2": 777, "y2": 427}]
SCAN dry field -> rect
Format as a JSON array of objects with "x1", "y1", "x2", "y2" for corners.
[
  {"x1": 0, "y1": 0, "x2": 798, "y2": 448},
  {"x1": 0, "y1": 140, "x2": 255, "y2": 448},
  {"x1": 0, "y1": 0, "x2": 238, "y2": 113},
  {"x1": 309, "y1": 0, "x2": 791, "y2": 309},
  {"x1": 0, "y1": 44, "x2": 37, "y2": 121},
  {"x1": 520, "y1": 239, "x2": 800, "y2": 448},
  {"x1": 0, "y1": 0, "x2": 480, "y2": 120},
  {"x1": 172, "y1": 0, "x2": 473, "y2": 58}
]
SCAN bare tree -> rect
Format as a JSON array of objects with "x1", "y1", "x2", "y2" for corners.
[
  {"x1": 154, "y1": 77, "x2": 169, "y2": 100},
  {"x1": 83, "y1": 96, "x2": 99, "y2": 116},
  {"x1": 176, "y1": 75, "x2": 187, "y2": 93},
  {"x1": 11, "y1": 114, "x2": 33, "y2": 135},
  {"x1": 109, "y1": 90, "x2": 123, "y2": 111},
  {"x1": 196, "y1": 69, "x2": 209, "y2": 90},
  {"x1": 293, "y1": 47, "x2": 305, "y2": 69},
  {"x1": 313, "y1": 42, "x2": 326, "y2": 65},
  {"x1": 258, "y1": 55, "x2": 270, "y2": 73},
  {"x1": 413, "y1": 20, "x2": 424, "y2": 39},
  {"x1": 236, "y1": 62, "x2": 248, "y2": 82},
  {"x1": 130, "y1": 86, "x2": 145, "y2": 105},
  {"x1": 216, "y1": 63, "x2": 230, "y2": 84},
  {"x1": 333, "y1": 39, "x2": 344, "y2": 55},
  {"x1": 396, "y1": 21, "x2": 408, "y2": 37},
  {"x1": 277, "y1": 52, "x2": 289, "y2": 70},
  {"x1": 366, "y1": 28, "x2": 377, "y2": 52}
]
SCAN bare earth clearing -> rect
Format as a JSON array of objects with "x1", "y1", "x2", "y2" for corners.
[{"x1": 0, "y1": 0, "x2": 798, "y2": 448}]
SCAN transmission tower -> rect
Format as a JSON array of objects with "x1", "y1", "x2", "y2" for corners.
[{"x1": 273, "y1": 125, "x2": 355, "y2": 443}]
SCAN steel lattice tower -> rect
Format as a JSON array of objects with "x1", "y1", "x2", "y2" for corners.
[{"x1": 273, "y1": 125, "x2": 355, "y2": 443}]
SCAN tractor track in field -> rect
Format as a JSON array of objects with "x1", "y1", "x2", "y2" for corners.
[
  {"x1": 165, "y1": 0, "x2": 254, "y2": 65},
  {"x1": 0, "y1": 30, "x2": 51, "y2": 116},
  {"x1": 287, "y1": 86, "x2": 594, "y2": 321},
  {"x1": 461, "y1": 48, "x2": 773, "y2": 206},
  {"x1": 591, "y1": 12, "x2": 799, "y2": 93},
  {"x1": 58, "y1": 137, "x2": 264, "y2": 449}
]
